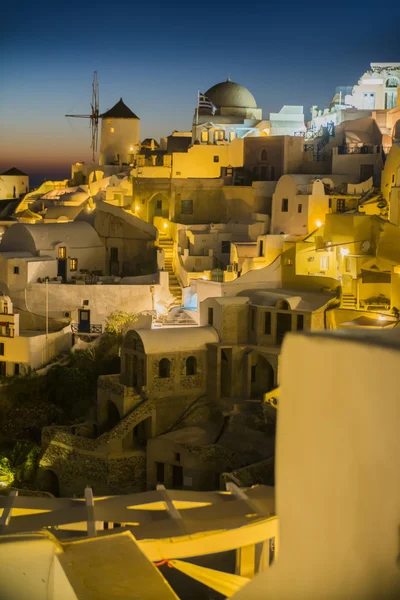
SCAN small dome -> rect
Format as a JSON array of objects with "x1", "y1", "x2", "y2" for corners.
[{"x1": 205, "y1": 79, "x2": 257, "y2": 109}]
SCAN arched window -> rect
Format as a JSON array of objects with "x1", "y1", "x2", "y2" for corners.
[
  {"x1": 260, "y1": 149, "x2": 268, "y2": 161},
  {"x1": 276, "y1": 299, "x2": 290, "y2": 310},
  {"x1": 186, "y1": 356, "x2": 197, "y2": 376},
  {"x1": 159, "y1": 358, "x2": 171, "y2": 378}
]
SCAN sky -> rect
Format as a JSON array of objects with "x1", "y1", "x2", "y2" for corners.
[{"x1": 1, "y1": 0, "x2": 400, "y2": 185}]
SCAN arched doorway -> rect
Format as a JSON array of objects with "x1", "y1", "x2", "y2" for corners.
[
  {"x1": 250, "y1": 353, "x2": 274, "y2": 399},
  {"x1": 37, "y1": 469, "x2": 60, "y2": 496},
  {"x1": 107, "y1": 400, "x2": 120, "y2": 430},
  {"x1": 148, "y1": 192, "x2": 169, "y2": 223}
]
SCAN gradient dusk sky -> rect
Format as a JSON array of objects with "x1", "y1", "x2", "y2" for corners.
[{"x1": 1, "y1": 0, "x2": 399, "y2": 185}]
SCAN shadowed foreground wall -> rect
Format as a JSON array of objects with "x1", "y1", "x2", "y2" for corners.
[{"x1": 235, "y1": 329, "x2": 400, "y2": 599}]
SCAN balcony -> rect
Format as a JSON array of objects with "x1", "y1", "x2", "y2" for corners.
[
  {"x1": 71, "y1": 323, "x2": 102, "y2": 334},
  {"x1": 337, "y1": 145, "x2": 377, "y2": 155}
]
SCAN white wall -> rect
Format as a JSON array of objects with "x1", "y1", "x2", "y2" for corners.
[
  {"x1": 11, "y1": 281, "x2": 170, "y2": 326},
  {"x1": 0, "y1": 326, "x2": 72, "y2": 374},
  {"x1": 0, "y1": 174, "x2": 29, "y2": 199},
  {"x1": 99, "y1": 117, "x2": 140, "y2": 166},
  {"x1": 235, "y1": 329, "x2": 400, "y2": 598}
]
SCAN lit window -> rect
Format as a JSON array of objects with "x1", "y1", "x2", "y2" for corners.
[
  {"x1": 282, "y1": 198, "x2": 288, "y2": 212},
  {"x1": 214, "y1": 130, "x2": 225, "y2": 141},
  {"x1": 298, "y1": 204, "x2": 302, "y2": 213},
  {"x1": 229, "y1": 131, "x2": 235, "y2": 141},
  {"x1": 13, "y1": 266, "x2": 19, "y2": 275},
  {"x1": 201, "y1": 131, "x2": 208, "y2": 142},
  {"x1": 284, "y1": 258, "x2": 293, "y2": 266},
  {"x1": 70, "y1": 258, "x2": 78, "y2": 272},
  {"x1": 110, "y1": 127, "x2": 114, "y2": 133},
  {"x1": 58, "y1": 247, "x2": 66, "y2": 259},
  {"x1": 320, "y1": 256, "x2": 329, "y2": 271}
]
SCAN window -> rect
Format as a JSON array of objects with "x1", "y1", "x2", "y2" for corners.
[
  {"x1": 345, "y1": 257, "x2": 351, "y2": 273},
  {"x1": 259, "y1": 239, "x2": 264, "y2": 257},
  {"x1": 158, "y1": 358, "x2": 171, "y2": 378},
  {"x1": 186, "y1": 356, "x2": 197, "y2": 376},
  {"x1": 336, "y1": 199, "x2": 345, "y2": 212},
  {"x1": 110, "y1": 127, "x2": 114, "y2": 133},
  {"x1": 283, "y1": 258, "x2": 293, "y2": 266},
  {"x1": 320, "y1": 256, "x2": 329, "y2": 271},
  {"x1": 329, "y1": 198, "x2": 332, "y2": 209},
  {"x1": 14, "y1": 363, "x2": 19, "y2": 376},
  {"x1": 260, "y1": 149, "x2": 268, "y2": 161},
  {"x1": 0, "y1": 343, "x2": 4, "y2": 356},
  {"x1": 221, "y1": 240, "x2": 231, "y2": 254},
  {"x1": 213, "y1": 155, "x2": 220, "y2": 163},
  {"x1": 156, "y1": 199, "x2": 162, "y2": 210},
  {"x1": 251, "y1": 308, "x2": 256, "y2": 331},
  {"x1": 251, "y1": 365, "x2": 257, "y2": 383},
  {"x1": 58, "y1": 246, "x2": 66, "y2": 259},
  {"x1": 3, "y1": 304, "x2": 8, "y2": 315},
  {"x1": 392, "y1": 173, "x2": 396, "y2": 184},
  {"x1": 264, "y1": 311, "x2": 271, "y2": 334},
  {"x1": 181, "y1": 200, "x2": 193, "y2": 214},
  {"x1": 13, "y1": 266, "x2": 19, "y2": 275},
  {"x1": 110, "y1": 247, "x2": 118, "y2": 262},
  {"x1": 229, "y1": 131, "x2": 235, "y2": 141},
  {"x1": 174, "y1": 452, "x2": 181, "y2": 463},
  {"x1": 298, "y1": 204, "x2": 302, "y2": 213},
  {"x1": 208, "y1": 307, "x2": 213, "y2": 325},
  {"x1": 281, "y1": 198, "x2": 288, "y2": 212},
  {"x1": 70, "y1": 258, "x2": 78, "y2": 272},
  {"x1": 201, "y1": 130, "x2": 208, "y2": 142},
  {"x1": 297, "y1": 314, "x2": 304, "y2": 331},
  {"x1": 214, "y1": 130, "x2": 224, "y2": 141}
]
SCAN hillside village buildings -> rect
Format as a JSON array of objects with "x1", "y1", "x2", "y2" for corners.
[{"x1": 0, "y1": 60, "x2": 398, "y2": 499}]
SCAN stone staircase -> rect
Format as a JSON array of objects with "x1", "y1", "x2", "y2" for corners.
[
  {"x1": 158, "y1": 233, "x2": 182, "y2": 306},
  {"x1": 341, "y1": 293, "x2": 356, "y2": 309}
]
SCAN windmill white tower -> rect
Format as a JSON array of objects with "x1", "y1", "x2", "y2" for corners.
[{"x1": 66, "y1": 73, "x2": 140, "y2": 166}]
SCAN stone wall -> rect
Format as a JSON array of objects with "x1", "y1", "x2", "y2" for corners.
[{"x1": 220, "y1": 457, "x2": 275, "y2": 488}]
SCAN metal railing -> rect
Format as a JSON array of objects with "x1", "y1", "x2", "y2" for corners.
[
  {"x1": 337, "y1": 145, "x2": 376, "y2": 155},
  {"x1": 71, "y1": 323, "x2": 102, "y2": 334}
]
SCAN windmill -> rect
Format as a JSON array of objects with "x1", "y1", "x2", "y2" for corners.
[{"x1": 66, "y1": 72, "x2": 100, "y2": 162}]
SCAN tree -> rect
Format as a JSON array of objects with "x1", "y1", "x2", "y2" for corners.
[
  {"x1": 104, "y1": 311, "x2": 138, "y2": 337},
  {"x1": 0, "y1": 441, "x2": 40, "y2": 487}
]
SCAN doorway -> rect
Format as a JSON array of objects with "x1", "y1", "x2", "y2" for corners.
[
  {"x1": 250, "y1": 353, "x2": 274, "y2": 398},
  {"x1": 220, "y1": 348, "x2": 232, "y2": 398},
  {"x1": 172, "y1": 465, "x2": 183, "y2": 488},
  {"x1": 57, "y1": 246, "x2": 67, "y2": 280},
  {"x1": 276, "y1": 312, "x2": 292, "y2": 344},
  {"x1": 78, "y1": 309, "x2": 91, "y2": 333},
  {"x1": 360, "y1": 164, "x2": 374, "y2": 182}
]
